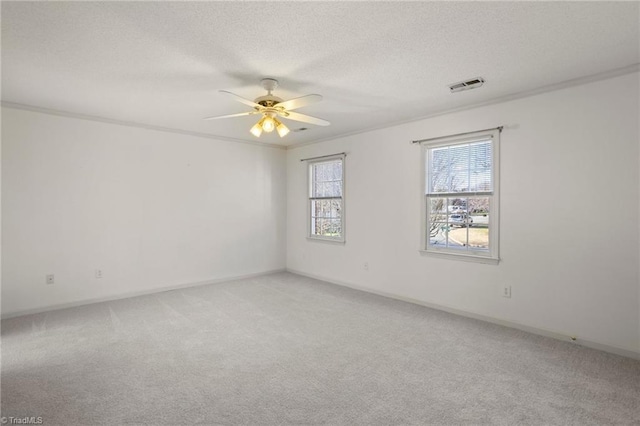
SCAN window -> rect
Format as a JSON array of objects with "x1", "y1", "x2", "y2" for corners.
[
  {"x1": 308, "y1": 155, "x2": 345, "y2": 242},
  {"x1": 420, "y1": 129, "x2": 500, "y2": 263}
]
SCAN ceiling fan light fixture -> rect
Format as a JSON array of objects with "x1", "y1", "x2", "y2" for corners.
[
  {"x1": 275, "y1": 118, "x2": 290, "y2": 138},
  {"x1": 262, "y1": 115, "x2": 276, "y2": 133},
  {"x1": 250, "y1": 118, "x2": 264, "y2": 137}
]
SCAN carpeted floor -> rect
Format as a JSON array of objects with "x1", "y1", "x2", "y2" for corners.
[{"x1": 2, "y1": 272, "x2": 639, "y2": 425}]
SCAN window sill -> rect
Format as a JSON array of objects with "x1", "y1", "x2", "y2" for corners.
[
  {"x1": 419, "y1": 250, "x2": 499, "y2": 265},
  {"x1": 307, "y1": 236, "x2": 346, "y2": 245}
]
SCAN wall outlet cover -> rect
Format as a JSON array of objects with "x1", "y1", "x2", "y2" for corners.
[{"x1": 502, "y1": 285, "x2": 511, "y2": 298}]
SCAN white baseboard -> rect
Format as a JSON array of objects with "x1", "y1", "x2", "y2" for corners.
[
  {"x1": 1, "y1": 268, "x2": 286, "y2": 320},
  {"x1": 286, "y1": 268, "x2": 640, "y2": 361}
]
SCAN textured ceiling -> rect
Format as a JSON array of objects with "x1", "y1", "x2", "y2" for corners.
[{"x1": 2, "y1": 2, "x2": 639, "y2": 147}]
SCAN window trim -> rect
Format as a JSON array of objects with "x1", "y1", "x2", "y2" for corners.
[
  {"x1": 419, "y1": 129, "x2": 500, "y2": 264},
  {"x1": 307, "y1": 154, "x2": 346, "y2": 243}
]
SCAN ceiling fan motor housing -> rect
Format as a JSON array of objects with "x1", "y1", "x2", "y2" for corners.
[
  {"x1": 256, "y1": 79, "x2": 283, "y2": 107},
  {"x1": 254, "y1": 95, "x2": 284, "y2": 108}
]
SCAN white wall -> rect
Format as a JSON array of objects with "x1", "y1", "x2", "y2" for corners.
[
  {"x1": 2, "y1": 107, "x2": 287, "y2": 316},
  {"x1": 287, "y1": 72, "x2": 640, "y2": 354},
  {"x1": 3, "y1": 72, "x2": 639, "y2": 355}
]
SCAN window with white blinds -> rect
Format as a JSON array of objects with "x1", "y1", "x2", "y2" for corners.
[
  {"x1": 308, "y1": 155, "x2": 345, "y2": 242},
  {"x1": 421, "y1": 129, "x2": 500, "y2": 263}
]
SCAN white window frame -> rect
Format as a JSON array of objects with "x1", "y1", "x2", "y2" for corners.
[
  {"x1": 307, "y1": 154, "x2": 346, "y2": 243},
  {"x1": 419, "y1": 129, "x2": 500, "y2": 264}
]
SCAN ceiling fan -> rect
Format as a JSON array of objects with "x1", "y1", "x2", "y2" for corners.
[{"x1": 204, "y1": 78, "x2": 330, "y2": 138}]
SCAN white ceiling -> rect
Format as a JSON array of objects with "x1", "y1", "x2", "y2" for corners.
[{"x1": 2, "y1": 2, "x2": 639, "y2": 147}]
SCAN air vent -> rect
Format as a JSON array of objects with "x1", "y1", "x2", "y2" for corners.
[{"x1": 449, "y1": 77, "x2": 485, "y2": 93}]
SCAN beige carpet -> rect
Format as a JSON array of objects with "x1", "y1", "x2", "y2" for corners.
[{"x1": 2, "y1": 272, "x2": 639, "y2": 425}]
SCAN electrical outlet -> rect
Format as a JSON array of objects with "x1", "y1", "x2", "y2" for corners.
[
  {"x1": 46, "y1": 274, "x2": 55, "y2": 285},
  {"x1": 502, "y1": 285, "x2": 511, "y2": 298},
  {"x1": 364, "y1": 262, "x2": 369, "y2": 271},
  {"x1": 95, "y1": 269, "x2": 103, "y2": 279}
]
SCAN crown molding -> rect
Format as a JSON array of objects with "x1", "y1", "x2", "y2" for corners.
[
  {"x1": 0, "y1": 101, "x2": 287, "y2": 150},
  {"x1": 287, "y1": 63, "x2": 640, "y2": 150}
]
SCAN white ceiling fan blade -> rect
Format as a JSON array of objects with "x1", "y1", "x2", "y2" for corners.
[
  {"x1": 275, "y1": 94, "x2": 323, "y2": 111},
  {"x1": 203, "y1": 111, "x2": 259, "y2": 120},
  {"x1": 282, "y1": 111, "x2": 330, "y2": 126},
  {"x1": 219, "y1": 90, "x2": 262, "y2": 108}
]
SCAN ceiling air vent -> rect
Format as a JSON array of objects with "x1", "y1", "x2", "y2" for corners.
[{"x1": 449, "y1": 77, "x2": 485, "y2": 93}]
